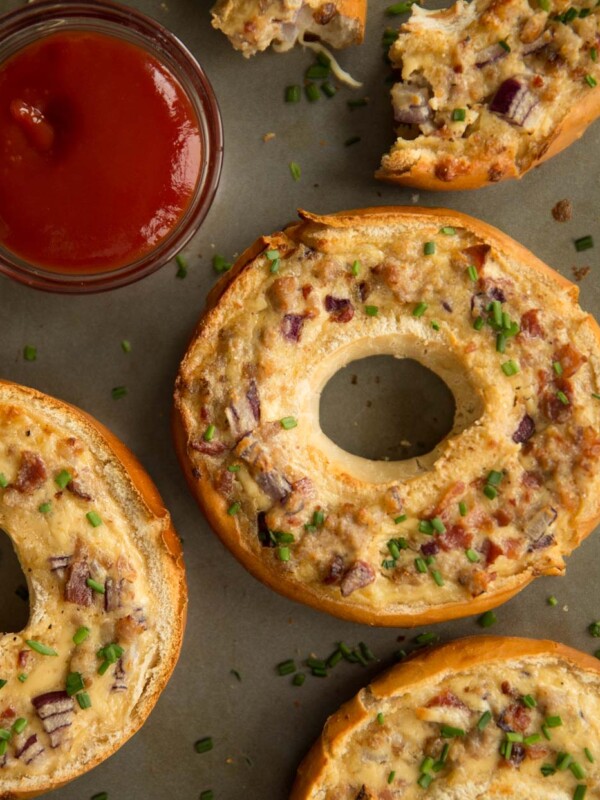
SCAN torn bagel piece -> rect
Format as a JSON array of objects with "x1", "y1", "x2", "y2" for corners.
[{"x1": 378, "y1": 0, "x2": 600, "y2": 189}]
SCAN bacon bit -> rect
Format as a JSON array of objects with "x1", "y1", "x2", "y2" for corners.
[
  {"x1": 429, "y1": 481, "x2": 465, "y2": 520},
  {"x1": 520, "y1": 309, "x2": 544, "y2": 339},
  {"x1": 323, "y1": 554, "x2": 345, "y2": 585},
  {"x1": 383, "y1": 486, "x2": 403, "y2": 515},
  {"x1": 116, "y1": 614, "x2": 146, "y2": 643},
  {"x1": 522, "y1": 470, "x2": 543, "y2": 488},
  {"x1": 0, "y1": 707, "x2": 16, "y2": 720},
  {"x1": 340, "y1": 560, "x2": 375, "y2": 596},
  {"x1": 301, "y1": 284, "x2": 313, "y2": 299},
  {"x1": 426, "y1": 690, "x2": 467, "y2": 709},
  {"x1": 540, "y1": 387, "x2": 572, "y2": 423},
  {"x1": 498, "y1": 703, "x2": 531, "y2": 733},
  {"x1": 493, "y1": 509, "x2": 512, "y2": 527},
  {"x1": 191, "y1": 439, "x2": 229, "y2": 456},
  {"x1": 527, "y1": 743, "x2": 551, "y2": 760},
  {"x1": 463, "y1": 244, "x2": 491, "y2": 272},
  {"x1": 66, "y1": 480, "x2": 92, "y2": 501},
  {"x1": 64, "y1": 560, "x2": 92, "y2": 607},
  {"x1": 572, "y1": 266, "x2": 590, "y2": 282},
  {"x1": 14, "y1": 451, "x2": 46, "y2": 493},
  {"x1": 483, "y1": 539, "x2": 504, "y2": 566},
  {"x1": 324, "y1": 295, "x2": 354, "y2": 323},
  {"x1": 439, "y1": 524, "x2": 472, "y2": 551},
  {"x1": 555, "y1": 343, "x2": 585, "y2": 378},
  {"x1": 503, "y1": 537, "x2": 522, "y2": 559}
]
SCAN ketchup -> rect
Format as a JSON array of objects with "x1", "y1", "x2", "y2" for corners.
[{"x1": 0, "y1": 31, "x2": 202, "y2": 274}]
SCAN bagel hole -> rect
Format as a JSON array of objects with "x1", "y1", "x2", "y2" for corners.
[
  {"x1": 0, "y1": 529, "x2": 29, "y2": 632},
  {"x1": 319, "y1": 356, "x2": 456, "y2": 461}
]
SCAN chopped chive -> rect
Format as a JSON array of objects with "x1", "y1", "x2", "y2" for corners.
[
  {"x1": 586, "y1": 74, "x2": 597, "y2": 87},
  {"x1": 26, "y1": 639, "x2": 57, "y2": 656},
  {"x1": 344, "y1": 136, "x2": 361, "y2": 147},
  {"x1": 200, "y1": 792, "x2": 214, "y2": 800},
  {"x1": 18, "y1": 674, "x2": 27, "y2": 683},
  {"x1": 348, "y1": 98, "x2": 369, "y2": 109},
  {"x1": 0, "y1": 740, "x2": 7, "y2": 756},
  {"x1": 501, "y1": 360, "x2": 519, "y2": 376},
  {"x1": 431, "y1": 569, "x2": 444, "y2": 586},
  {"x1": 0, "y1": 729, "x2": 10, "y2": 742},
  {"x1": 307, "y1": 657, "x2": 326, "y2": 670},
  {"x1": 541, "y1": 763, "x2": 556, "y2": 776},
  {"x1": 491, "y1": 300, "x2": 502, "y2": 327},
  {"x1": 478, "y1": 610, "x2": 497, "y2": 628},
  {"x1": 55, "y1": 469, "x2": 72, "y2": 490},
  {"x1": 227, "y1": 502, "x2": 241, "y2": 516},
  {"x1": 440, "y1": 226, "x2": 456, "y2": 235},
  {"x1": 498, "y1": 38, "x2": 511, "y2": 52},
  {"x1": 121, "y1": 340, "x2": 131, "y2": 353},
  {"x1": 0, "y1": 474, "x2": 7, "y2": 489},
  {"x1": 277, "y1": 659, "x2": 296, "y2": 676},
  {"x1": 311, "y1": 666, "x2": 328, "y2": 677},
  {"x1": 593, "y1": 393, "x2": 600, "y2": 400},
  {"x1": 388, "y1": 540, "x2": 401, "y2": 560},
  {"x1": 417, "y1": 773, "x2": 433, "y2": 789},
  {"x1": 592, "y1": 47, "x2": 598, "y2": 62},
  {"x1": 289, "y1": 162, "x2": 301, "y2": 181},
  {"x1": 570, "y1": 762, "x2": 585, "y2": 780},
  {"x1": 91, "y1": 794, "x2": 108, "y2": 800},
  {"x1": 377, "y1": 712, "x2": 385, "y2": 725},
  {"x1": 556, "y1": 752, "x2": 573, "y2": 770},
  {"x1": 574, "y1": 786, "x2": 587, "y2": 800},
  {"x1": 418, "y1": 520, "x2": 434, "y2": 534},
  {"x1": 496, "y1": 333, "x2": 507, "y2": 353},
  {"x1": 575, "y1": 235, "x2": 594, "y2": 252},
  {"x1": 478, "y1": 710, "x2": 492, "y2": 730},
  {"x1": 415, "y1": 632, "x2": 438, "y2": 646},
  {"x1": 556, "y1": 390, "x2": 570, "y2": 405},
  {"x1": 458, "y1": 501, "x2": 468, "y2": 517},
  {"x1": 501, "y1": 740, "x2": 513, "y2": 759},
  {"x1": 213, "y1": 254, "x2": 232, "y2": 273},
  {"x1": 387, "y1": 770, "x2": 396, "y2": 784},
  {"x1": 66, "y1": 671, "x2": 85, "y2": 696},
  {"x1": 38, "y1": 502, "x2": 52, "y2": 514},
  {"x1": 86, "y1": 578, "x2": 105, "y2": 594},
  {"x1": 488, "y1": 470, "x2": 505, "y2": 486},
  {"x1": 465, "y1": 548, "x2": 480, "y2": 563},
  {"x1": 474, "y1": 316, "x2": 484, "y2": 330},
  {"x1": 553, "y1": 361, "x2": 564, "y2": 376},
  {"x1": 386, "y1": 0, "x2": 417, "y2": 13},
  {"x1": 312, "y1": 510, "x2": 325, "y2": 527},
  {"x1": 423, "y1": 241, "x2": 436, "y2": 256},
  {"x1": 305, "y1": 82, "x2": 320, "y2": 102},
  {"x1": 0, "y1": 680, "x2": 5, "y2": 690},
  {"x1": 351, "y1": 260, "x2": 361, "y2": 276},
  {"x1": 589, "y1": 621, "x2": 600, "y2": 637},
  {"x1": 277, "y1": 546, "x2": 291, "y2": 562},
  {"x1": 280, "y1": 416, "x2": 298, "y2": 430},
  {"x1": 365, "y1": 305, "x2": 379, "y2": 316},
  {"x1": 12, "y1": 718, "x2": 27, "y2": 734},
  {"x1": 451, "y1": 108, "x2": 466, "y2": 122},
  {"x1": 585, "y1": 747, "x2": 595, "y2": 763},
  {"x1": 285, "y1": 84, "x2": 301, "y2": 103},
  {"x1": 506, "y1": 732, "x2": 524, "y2": 742},
  {"x1": 195, "y1": 737, "x2": 214, "y2": 754},
  {"x1": 431, "y1": 320, "x2": 440, "y2": 331},
  {"x1": 86, "y1": 511, "x2": 103, "y2": 528},
  {"x1": 524, "y1": 733, "x2": 541, "y2": 745},
  {"x1": 73, "y1": 626, "x2": 90, "y2": 645},
  {"x1": 467, "y1": 265, "x2": 478, "y2": 282},
  {"x1": 415, "y1": 557, "x2": 427, "y2": 573},
  {"x1": 203, "y1": 424, "x2": 216, "y2": 442},
  {"x1": 441, "y1": 724, "x2": 465, "y2": 738},
  {"x1": 228, "y1": 465, "x2": 241, "y2": 472},
  {"x1": 538, "y1": 0, "x2": 551, "y2": 8},
  {"x1": 431, "y1": 517, "x2": 446, "y2": 534},
  {"x1": 546, "y1": 715, "x2": 563, "y2": 727},
  {"x1": 420, "y1": 755, "x2": 435, "y2": 774},
  {"x1": 111, "y1": 386, "x2": 127, "y2": 400},
  {"x1": 316, "y1": 51, "x2": 331, "y2": 67},
  {"x1": 483, "y1": 485, "x2": 497, "y2": 500},
  {"x1": 292, "y1": 672, "x2": 305, "y2": 686},
  {"x1": 522, "y1": 694, "x2": 537, "y2": 708},
  {"x1": 321, "y1": 81, "x2": 337, "y2": 98},
  {"x1": 23, "y1": 345, "x2": 37, "y2": 362},
  {"x1": 394, "y1": 514, "x2": 407, "y2": 524},
  {"x1": 439, "y1": 743, "x2": 450, "y2": 763},
  {"x1": 306, "y1": 64, "x2": 329, "y2": 80},
  {"x1": 326, "y1": 650, "x2": 342, "y2": 669},
  {"x1": 175, "y1": 254, "x2": 187, "y2": 278}
]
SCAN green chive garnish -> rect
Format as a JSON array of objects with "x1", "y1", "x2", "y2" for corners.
[
  {"x1": 86, "y1": 511, "x2": 102, "y2": 528},
  {"x1": 76, "y1": 692, "x2": 91, "y2": 709},
  {"x1": 452, "y1": 108, "x2": 466, "y2": 121},
  {"x1": 213, "y1": 254, "x2": 232, "y2": 273},
  {"x1": 415, "y1": 632, "x2": 438, "y2": 646},
  {"x1": 556, "y1": 390, "x2": 569, "y2": 405},
  {"x1": 280, "y1": 416, "x2": 298, "y2": 430},
  {"x1": 478, "y1": 710, "x2": 492, "y2": 730},
  {"x1": 585, "y1": 747, "x2": 595, "y2": 763},
  {"x1": 387, "y1": 770, "x2": 396, "y2": 784},
  {"x1": 546, "y1": 715, "x2": 563, "y2": 727},
  {"x1": 285, "y1": 85, "x2": 301, "y2": 103},
  {"x1": 203, "y1": 424, "x2": 216, "y2": 442},
  {"x1": 522, "y1": 694, "x2": 537, "y2": 708},
  {"x1": 440, "y1": 226, "x2": 456, "y2": 235},
  {"x1": 506, "y1": 732, "x2": 524, "y2": 742},
  {"x1": 556, "y1": 752, "x2": 573, "y2": 770},
  {"x1": 431, "y1": 569, "x2": 444, "y2": 586},
  {"x1": 586, "y1": 74, "x2": 597, "y2": 87},
  {"x1": 87, "y1": 578, "x2": 105, "y2": 594},
  {"x1": 418, "y1": 519, "x2": 434, "y2": 534},
  {"x1": 38, "y1": 502, "x2": 51, "y2": 514},
  {"x1": 441, "y1": 724, "x2": 465, "y2": 738},
  {"x1": 306, "y1": 64, "x2": 329, "y2": 80},
  {"x1": 466, "y1": 548, "x2": 480, "y2": 563},
  {"x1": 377, "y1": 712, "x2": 385, "y2": 725},
  {"x1": 417, "y1": 773, "x2": 433, "y2": 789},
  {"x1": 227, "y1": 502, "x2": 241, "y2": 516},
  {"x1": 228, "y1": 464, "x2": 241, "y2": 472},
  {"x1": 18, "y1": 674, "x2": 27, "y2": 683},
  {"x1": 351, "y1": 260, "x2": 361, "y2": 276},
  {"x1": 195, "y1": 737, "x2": 214, "y2": 754},
  {"x1": 459, "y1": 501, "x2": 468, "y2": 516},
  {"x1": 292, "y1": 673, "x2": 305, "y2": 686},
  {"x1": 575, "y1": 235, "x2": 594, "y2": 252},
  {"x1": 574, "y1": 786, "x2": 587, "y2": 800},
  {"x1": 474, "y1": 316, "x2": 484, "y2": 330},
  {"x1": 91, "y1": 794, "x2": 108, "y2": 800},
  {"x1": 66, "y1": 671, "x2": 85, "y2": 696},
  {"x1": 0, "y1": 474, "x2": 7, "y2": 489},
  {"x1": 121, "y1": 340, "x2": 131, "y2": 353},
  {"x1": 394, "y1": 514, "x2": 407, "y2": 524},
  {"x1": 111, "y1": 386, "x2": 127, "y2": 400},
  {"x1": 570, "y1": 762, "x2": 585, "y2": 779},
  {"x1": 0, "y1": 680, "x2": 6, "y2": 690},
  {"x1": 277, "y1": 659, "x2": 296, "y2": 676},
  {"x1": 413, "y1": 301, "x2": 428, "y2": 318},
  {"x1": 386, "y1": 0, "x2": 417, "y2": 13},
  {"x1": 467, "y1": 265, "x2": 478, "y2": 282},
  {"x1": 321, "y1": 81, "x2": 337, "y2": 98},
  {"x1": 431, "y1": 517, "x2": 446, "y2": 534},
  {"x1": 277, "y1": 546, "x2": 291, "y2": 562},
  {"x1": 431, "y1": 320, "x2": 440, "y2": 331},
  {"x1": 365, "y1": 305, "x2": 379, "y2": 316},
  {"x1": 12, "y1": 718, "x2": 27, "y2": 734},
  {"x1": 55, "y1": 469, "x2": 72, "y2": 489},
  {"x1": 175, "y1": 254, "x2": 187, "y2": 279},
  {"x1": 499, "y1": 39, "x2": 511, "y2": 52},
  {"x1": 423, "y1": 241, "x2": 436, "y2": 256},
  {"x1": 73, "y1": 626, "x2": 90, "y2": 645},
  {"x1": 348, "y1": 98, "x2": 368, "y2": 109},
  {"x1": 524, "y1": 733, "x2": 541, "y2": 745},
  {"x1": 415, "y1": 557, "x2": 427, "y2": 573},
  {"x1": 501, "y1": 360, "x2": 519, "y2": 376},
  {"x1": 496, "y1": 333, "x2": 507, "y2": 353},
  {"x1": 289, "y1": 162, "x2": 301, "y2": 181},
  {"x1": 26, "y1": 639, "x2": 57, "y2": 656},
  {"x1": 478, "y1": 610, "x2": 497, "y2": 628},
  {"x1": 23, "y1": 345, "x2": 37, "y2": 362},
  {"x1": 538, "y1": 0, "x2": 551, "y2": 8}
]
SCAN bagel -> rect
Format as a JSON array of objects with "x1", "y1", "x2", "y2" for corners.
[
  {"x1": 210, "y1": 0, "x2": 366, "y2": 56},
  {"x1": 377, "y1": 0, "x2": 600, "y2": 189},
  {"x1": 173, "y1": 206, "x2": 600, "y2": 626},
  {"x1": 0, "y1": 380, "x2": 186, "y2": 798},
  {"x1": 290, "y1": 636, "x2": 600, "y2": 799}
]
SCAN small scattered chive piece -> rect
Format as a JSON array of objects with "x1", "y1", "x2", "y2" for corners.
[
  {"x1": 575, "y1": 235, "x2": 594, "y2": 252},
  {"x1": 478, "y1": 610, "x2": 497, "y2": 628},
  {"x1": 473, "y1": 316, "x2": 484, "y2": 330},
  {"x1": 23, "y1": 345, "x2": 37, "y2": 362},
  {"x1": 228, "y1": 464, "x2": 241, "y2": 472},
  {"x1": 0, "y1": 680, "x2": 6, "y2": 690},
  {"x1": 305, "y1": 82, "x2": 320, "y2": 102},
  {"x1": 451, "y1": 108, "x2": 466, "y2": 121},
  {"x1": 418, "y1": 519, "x2": 434, "y2": 534},
  {"x1": 465, "y1": 548, "x2": 480, "y2": 563},
  {"x1": 203, "y1": 424, "x2": 216, "y2": 442},
  {"x1": 18, "y1": 674, "x2": 27, "y2": 683},
  {"x1": 541, "y1": 763, "x2": 556, "y2": 776},
  {"x1": 280, "y1": 416, "x2": 298, "y2": 430},
  {"x1": 91, "y1": 794, "x2": 108, "y2": 800},
  {"x1": 12, "y1": 718, "x2": 27, "y2": 734},
  {"x1": 321, "y1": 81, "x2": 337, "y2": 98},
  {"x1": 546, "y1": 715, "x2": 563, "y2": 728},
  {"x1": 431, "y1": 320, "x2": 440, "y2": 331},
  {"x1": 417, "y1": 773, "x2": 432, "y2": 789},
  {"x1": 589, "y1": 621, "x2": 600, "y2": 637},
  {"x1": 66, "y1": 671, "x2": 86, "y2": 696},
  {"x1": 394, "y1": 514, "x2": 407, "y2": 524},
  {"x1": 506, "y1": 732, "x2": 524, "y2": 742},
  {"x1": 431, "y1": 516, "x2": 446, "y2": 534},
  {"x1": 431, "y1": 569, "x2": 444, "y2": 587},
  {"x1": 467, "y1": 265, "x2": 478, "y2": 282},
  {"x1": 0, "y1": 729, "x2": 10, "y2": 742},
  {"x1": 175, "y1": 254, "x2": 187, "y2": 278},
  {"x1": 522, "y1": 694, "x2": 537, "y2": 708},
  {"x1": 423, "y1": 241, "x2": 436, "y2": 256},
  {"x1": 292, "y1": 673, "x2": 305, "y2": 686},
  {"x1": 496, "y1": 333, "x2": 507, "y2": 353},
  {"x1": 415, "y1": 632, "x2": 438, "y2": 646},
  {"x1": 478, "y1": 710, "x2": 492, "y2": 730},
  {"x1": 386, "y1": 0, "x2": 416, "y2": 13},
  {"x1": 570, "y1": 761, "x2": 586, "y2": 780},
  {"x1": 73, "y1": 626, "x2": 90, "y2": 645},
  {"x1": 441, "y1": 724, "x2": 465, "y2": 738},
  {"x1": 0, "y1": 474, "x2": 7, "y2": 489},
  {"x1": 483, "y1": 485, "x2": 497, "y2": 500},
  {"x1": 387, "y1": 770, "x2": 396, "y2": 785},
  {"x1": 377, "y1": 712, "x2": 385, "y2": 725},
  {"x1": 501, "y1": 360, "x2": 519, "y2": 376},
  {"x1": 306, "y1": 64, "x2": 329, "y2": 80},
  {"x1": 227, "y1": 502, "x2": 241, "y2": 516},
  {"x1": 592, "y1": 47, "x2": 598, "y2": 62},
  {"x1": 524, "y1": 733, "x2": 541, "y2": 745},
  {"x1": 586, "y1": 74, "x2": 598, "y2": 87},
  {"x1": 585, "y1": 747, "x2": 595, "y2": 763},
  {"x1": 348, "y1": 98, "x2": 368, "y2": 109},
  {"x1": 415, "y1": 557, "x2": 427, "y2": 574},
  {"x1": 556, "y1": 390, "x2": 570, "y2": 405},
  {"x1": 277, "y1": 659, "x2": 296, "y2": 676},
  {"x1": 26, "y1": 639, "x2": 58, "y2": 656},
  {"x1": 344, "y1": 136, "x2": 361, "y2": 147},
  {"x1": 194, "y1": 737, "x2": 214, "y2": 754},
  {"x1": 277, "y1": 546, "x2": 291, "y2": 562},
  {"x1": 285, "y1": 85, "x2": 301, "y2": 103},
  {"x1": 538, "y1": 0, "x2": 551, "y2": 8},
  {"x1": 289, "y1": 162, "x2": 301, "y2": 181},
  {"x1": 556, "y1": 752, "x2": 573, "y2": 770},
  {"x1": 200, "y1": 792, "x2": 214, "y2": 800},
  {"x1": 86, "y1": 511, "x2": 102, "y2": 528},
  {"x1": 440, "y1": 226, "x2": 456, "y2": 235},
  {"x1": 38, "y1": 502, "x2": 52, "y2": 514},
  {"x1": 593, "y1": 393, "x2": 600, "y2": 400},
  {"x1": 413, "y1": 302, "x2": 428, "y2": 317},
  {"x1": 365, "y1": 305, "x2": 379, "y2": 317},
  {"x1": 499, "y1": 38, "x2": 511, "y2": 52},
  {"x1": 55, "y1": 469, "x2": 72, "y2": 490},
  {"x1": 351, "y1": 260, "x2": 360, "y2": 276},
  {"x1": 459, "y1": 501, "x2": 468, "y2": 516},
  {"x1": 574, "y1": 786, "x2": 587, "y2": 800},
  {"x1": 111, "y1": 386, "x2": 127, "y2": 400},
  {"x1": 86, "y1": 578, "x2": 105, "y2": 594},
  {"x1": 213, "y1": 254, "x2": 232, "y2": 273},
  {"x1": 121, "y1": 339, "x2": 131, "y2": 353}
]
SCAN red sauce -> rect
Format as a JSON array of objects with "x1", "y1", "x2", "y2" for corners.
[{"x1": 0, "y1": 31, "x2": 202, "y2": 274}]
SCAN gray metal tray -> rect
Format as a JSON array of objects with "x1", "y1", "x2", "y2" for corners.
[{"x1": 1, "y1": 1, "x2": 599, "y2": 797}]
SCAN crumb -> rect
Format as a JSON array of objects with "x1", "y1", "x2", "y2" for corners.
[
  {"x1": 552, "y1": 199, "x2": 572, "y2": 222},
  {"x1": 366, "y1": 400, "x2": 372, "y2": 408},
  {"x1": 319, "y1": 140, "x2": 327, "y2": 146},
  {"x1": 563, "y1": 605, "x2": 569, "y2": 612},
  {"x1": 412, "y1": 193, "x2": 420, "y2": 203},
  {"x1": 159, "y1": 1, "x2": 169, "y2": 10},
  {"x1": 225, "y1": 757, "x2": 234, "y2": 765},
  {"x1": 572, "y1": 265, "x2": 591, "y2": 281},
  {"x1": 351, "y1": 374, "x2": 358, "y2": 385},
  {"x1": 374, "y1": 376, "x2": 381, "y2": 384},
  {"x1": 376, "y1": 191, "x2": 383, "y2": 197},
  {"x1": 294, "y1": 700, "x2": 301, "y2": 709},
  {"x1": 313, "y1": 183, "x2": 320, "y2": 188},
  {"x1": 262, "y1": 132, "x2": 276, "y2": 142}
]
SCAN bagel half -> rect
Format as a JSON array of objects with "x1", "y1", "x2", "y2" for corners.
[
  {"x1": 174, "y1": 207, "x2": 600, "y2": 626},
  {"x1": 291, "y1": 636, "x2": 600, "y2": 799},
  {"x1": 210, "y1": 0, "x2": 366, "y2": 56},
  {"x1": 0, "y1": 380, "x2": 186, "y2": 798},
  {"x1": 377, "y1": 0, "x2": 600, "y2": 189}
]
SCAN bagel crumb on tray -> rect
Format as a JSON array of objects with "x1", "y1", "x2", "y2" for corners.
[
  {"x1": 378, "y1": 0, "x2": 600, "y2": 190},
  {"x1": 290, "y1": 637, "x2": 600, "y2": 799},
  {"x1": 174, "y1": 207, "x2": 600, "y2": 627},
  {"x1": 0, "y1": 380, "x2": 186, "y2": 797}
]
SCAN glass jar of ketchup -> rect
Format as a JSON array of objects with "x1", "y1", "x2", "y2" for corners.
[{"x1": 0, "y1": 0, "x2": 223, "y2": 292}]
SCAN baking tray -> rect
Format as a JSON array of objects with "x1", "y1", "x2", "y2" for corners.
[{"x1": 1, "y1": 0, "x2": 600, "y2": 797}]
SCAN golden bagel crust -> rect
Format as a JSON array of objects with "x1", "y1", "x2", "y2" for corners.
[
  {"x1": 378, "y1": 0, "x2": 600, "y2": 190},
  {"x1": 290, "y1": 636, "x2": 600, "y2": 799},
  {"x1": 210, "y1": 0, "x2": 366, "y2": 57},
  {"x1": 174, "y1": 207, "x2": 600, "y2": 627},
  {"x1": 0, "y1": 380, "x2": 186, "y2": 799}
]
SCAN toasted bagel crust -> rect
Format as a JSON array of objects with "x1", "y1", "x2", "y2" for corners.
[
  {"x1": 291, "y1": 637, "x2": 600, "y2": 799},
  {"x1": 174, "y1": 207, "x2": 600, "y2": 627},
  {"x1": 0, "y1": 380, "x2": 186, "y2": 799}
]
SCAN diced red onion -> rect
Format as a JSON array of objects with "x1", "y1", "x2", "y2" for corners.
[
  {"x1": 490, "y1": 78, "x2": 538, "y2": 126},
  {"x1": 476, "y1": 43, "x2": 509, "y2": 68},
  {"x1": 512, "y1": 414, "x2": 535, "y2": 444}
]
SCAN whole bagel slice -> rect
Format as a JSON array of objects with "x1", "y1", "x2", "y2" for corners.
[
  {"x1": 377, "y1": 0, "x2": 600, "y2": 190},
  {"x1": 174, "y1": 207, "x2": 600, "y2": 626},
  {"x1": 291, "y1": 636, "x2": 600, "y2": 799},
  {"x1": 0, "y1": 380, "x2": 186, "y2": 798}
]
